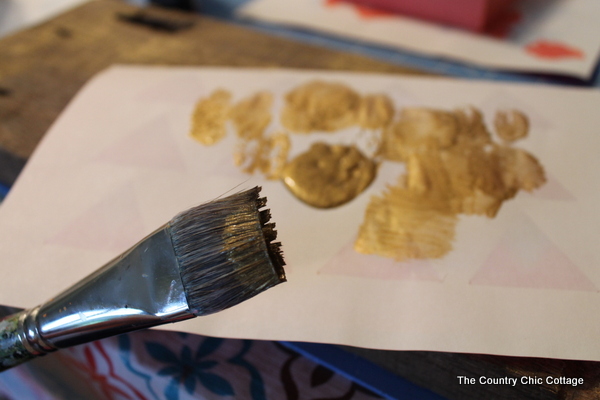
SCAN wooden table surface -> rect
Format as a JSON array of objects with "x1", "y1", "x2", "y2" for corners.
[{"x1": 0, "y1": 1, "x2": 598, "y2": 398}]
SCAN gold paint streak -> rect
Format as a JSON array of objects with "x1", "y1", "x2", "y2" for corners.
[
  {"x1": 189, "y1": 89, "x2": 232, "y2": 145},
  {"x1": 281, "y1": 81, "x2": 360, "y2": 132},
  {"x1": 356, "y1": 182, "x2": 457, "y2": 261},
  {"x1": 282, "y1": 142, "x2": 377, "y2": 208}
]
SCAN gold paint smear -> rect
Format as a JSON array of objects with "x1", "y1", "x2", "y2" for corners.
[
  {"x1": 438, "y1": 144, "x2": 507, "y2": 217},
  {"x1": 189, "y1": 89, "x2": 232, "y2": 145},
  {"x1": 281, "y1": 81, "x2": 360, "y2": 133},
  {"x1": 228, "y1": 91, "x2": 289, "y2": 180},
  {"x1": 188, "y1": 82, "x2": 547, "y2": 264},
  {"x1": 355, "y1": 183, "x2": 457, "y2": 261},
  {"x1": 494, "y1": 145, "x2": 546, "y2": 192},
  {"x1": 357, "y1": 94, "x2": 395, "y2": 130},
  {"x1": 356, "y1": 107, "x2": 546, "y2": 259},
  {"x1": 282, "y1": 142, "x2": 377, "y2": 208},
  {"x1": 234, "y1": 132, "x2": 291, "y2": 180},
  {"x1": 229, "y1": 91, "x2": 273, "y2": 140},
  {"x1": 376, "y1": 108, "x2": 463, "y2": 163}
]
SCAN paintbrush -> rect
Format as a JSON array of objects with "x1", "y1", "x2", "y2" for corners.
[{"x1": 0, "y1": 186, "x2": 286, "y2": 372}]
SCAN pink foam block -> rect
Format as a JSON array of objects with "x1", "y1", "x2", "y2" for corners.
[{"x1": 342, "y1": 0, "x2": 517, "y2": 32}]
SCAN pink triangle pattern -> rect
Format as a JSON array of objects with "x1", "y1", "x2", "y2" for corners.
[
  {"x1": 133, "y1": 75, "x2": 207, "y2": 105},
  {"x1": 95, "y1": 115, "x2": 186, "y2": 171},
  {"x1": 208, "y1": 150, "x2": 245, "y2": 179},
  {"x1": 319, "y1": 240, "x2": 444, "y2": 282},
  {"x1": 479, "y1": 90, "x2": 553, "y2": 134},
  {"x1": 524, "y1": 171, "x2": 575, "y2": 201},
  {"x1": 46, "y1": 183, "x2": 147, "y2": 253},
  {"x1": 470, "y1": 216, "x2": 596, "y2": 291}
]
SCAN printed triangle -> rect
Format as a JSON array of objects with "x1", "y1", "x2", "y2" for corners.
[
  {"x1": 470, "y1": 216, "x2": 596, "y2": 291},
  {"x1": 133, "y1": 75, "x2": 208, "y2": 105},
  {"x1": 524, "y1": 171, "x2": 575, "y2": 201},
  {"x1": 96, "y1": 115, "x2": 186, "y2": 171},
  {"x1": 479, "y1": 90, "x2": 553, "y2": 134},
  {"x1": 46, "y1": 183, "x2": 147, "y2": 253},
  {"x1": 320, "y1": 240, "x2": 444, "y2": 282}
]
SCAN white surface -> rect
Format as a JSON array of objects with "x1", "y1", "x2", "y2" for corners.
[
  {"x1": 239, "y1": 0, "x2": 600, "y2": 79},
  {"x1": 1, "y1": 65, "x2": 600, "y2": 361}
]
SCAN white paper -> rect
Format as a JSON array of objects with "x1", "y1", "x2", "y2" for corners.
[
  {"x1": 239, "y1": 0, "x2": 600, "y2": 79},
  {"x1": 1, "y1": 65, "x2": 600, "y2": 361}
]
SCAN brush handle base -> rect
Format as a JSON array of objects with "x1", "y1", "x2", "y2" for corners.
[{"x1": 0, "y1": 311, "x2": 44, "y2": 372}]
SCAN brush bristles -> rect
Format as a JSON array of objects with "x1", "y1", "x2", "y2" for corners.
[{"x1": 169, "y1": 187, "x2": 286, "y2": 316}]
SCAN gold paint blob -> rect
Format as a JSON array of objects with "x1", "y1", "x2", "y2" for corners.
[
  {"x1": 281, "y1": 81, "x2": 360, "y2": 132},
  {"x1": 189, "y1": 89, "x2": 232, "y2": 145},
  {"x1": 188, "y1": 81, "x2": 547, "y2": 263},
  {"x1": 494, "y1": 109, "x2": 529, "y2": 142},
  {"x1": 282, "y1": 143, "x2": 377, "y2": 208}
]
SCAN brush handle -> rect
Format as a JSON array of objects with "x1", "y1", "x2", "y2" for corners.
[
  {"x1": 0, "y1": 228, "x2": 194, "y2": 373},
  {"x1": 0, "y1": 311, "x2": 40, "y2": 372}
]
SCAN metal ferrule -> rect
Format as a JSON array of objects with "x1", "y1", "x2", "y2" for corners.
[{"x1": 20, "y1": 226, "x2": 194, "y2": 353}]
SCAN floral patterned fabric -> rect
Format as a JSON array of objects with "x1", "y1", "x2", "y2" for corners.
[{"x1": 0, "y1": 328, "x2": 382, "y2": 400}]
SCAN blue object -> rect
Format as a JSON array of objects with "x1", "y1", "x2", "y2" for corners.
[
  {"x1": 280, "y1": 342, "x2": 448, "y2": 400},
  {"x1": 0, "y1": 182, "x2": 9, "y2": 201}
]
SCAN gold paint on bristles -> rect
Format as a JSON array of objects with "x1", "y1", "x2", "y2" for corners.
[{"x1": 169, "y1": 187, "x2": 285, "y2": 316}]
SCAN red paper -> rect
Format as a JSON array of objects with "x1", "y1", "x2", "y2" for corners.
[{"x1": 341, "y1": 0, "x2": 516, "y2": 31}]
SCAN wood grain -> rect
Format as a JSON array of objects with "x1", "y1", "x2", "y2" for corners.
[{"x1": 0, "y1": 0, "x2": 423, "y2": 160}]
